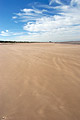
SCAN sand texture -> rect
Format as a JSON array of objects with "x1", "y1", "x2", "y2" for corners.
[{"x1": 0, "y1": 43, "x2": 80, "y2": 120}]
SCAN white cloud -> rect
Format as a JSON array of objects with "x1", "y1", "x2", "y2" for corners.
[
  {"x1": 37, "y1": 4, "x2": 55, "y2": 9},
  {"x1": 6, "y1": 30, "x2": 9, "y2": 32},
  {"x1": 49, "y1": 0, "x2": 63, "y2": 5},
  {"x1": 0, "y1": 30, "x2": 24, "y2": 37},
  {"x1": 23, "y1": 8, "x2": 80, "y2": 32},
  {"x1": 12, "y1": 16, "x2": 17, "y2": 19},
  {"x1": 21, "y1": 8, "x2": 42, "y2": 14},
  {"x1": 0, "y1": 30, "x2": 10, "y2": 36},
  {"x1": 71, "y1": 0, "x2": 80, "y2": 6},
  {"x1": 14, "y1": 25, "x2": 80, "y2": 42},
  {"x1": 9, "y1": 0, "x2": 80, "y2": 42},
  {"x1": 14, "y1": 7, "x2": 51, "y2": 23}
]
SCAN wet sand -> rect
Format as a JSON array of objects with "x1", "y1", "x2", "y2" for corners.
[{"x1": 0, "y1": 43, "x2": 80, "y2": 120}]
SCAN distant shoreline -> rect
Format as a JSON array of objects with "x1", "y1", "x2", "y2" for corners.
[{"x1": 0, "y1": 41, "x2": 80, "y2": 44}]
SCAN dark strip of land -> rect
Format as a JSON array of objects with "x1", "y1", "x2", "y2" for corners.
[{"x1": 0, "y1": 40, "x2": 80, "y2": 44}]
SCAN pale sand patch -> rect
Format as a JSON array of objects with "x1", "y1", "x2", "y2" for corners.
[{"x1": 0, "y1": 43, "x2": 80, "y2": 120}]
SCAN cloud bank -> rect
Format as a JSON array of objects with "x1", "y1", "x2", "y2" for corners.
[{"x1": 1, "y1": 0, "x2": 80, "y2": 42}]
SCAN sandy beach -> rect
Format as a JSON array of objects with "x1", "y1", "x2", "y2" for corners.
[{"x1": 0, "y1": 43, "x2": 80, "y2": 120}]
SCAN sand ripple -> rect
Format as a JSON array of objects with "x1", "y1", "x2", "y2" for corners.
[{"x1": 0, "y1": 43, "x2": 80, "y2": 120}]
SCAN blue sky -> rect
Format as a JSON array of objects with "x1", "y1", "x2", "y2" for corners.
[{"x1": 0, "y1": 0, "x2": 80, "y2": 42}]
